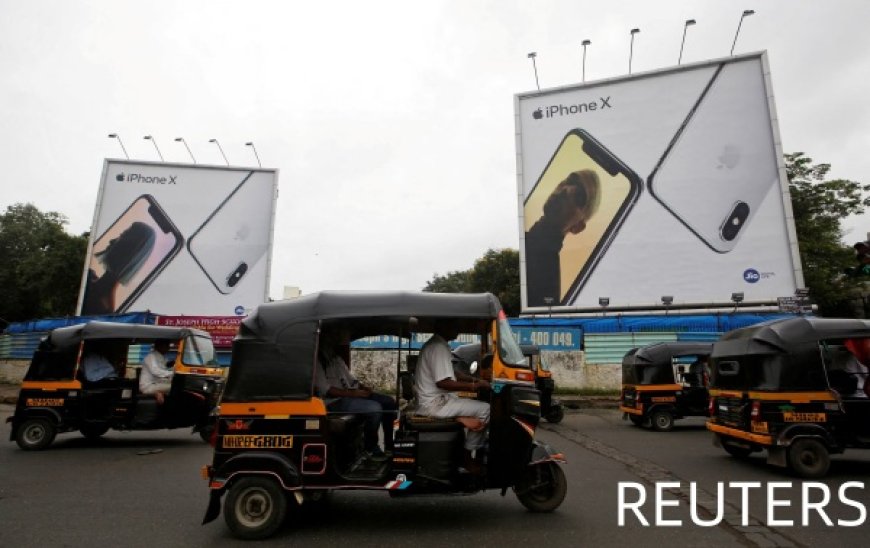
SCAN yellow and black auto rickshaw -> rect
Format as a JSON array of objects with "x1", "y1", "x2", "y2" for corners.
[
  {"x1": 707, "y1": 317, "x2": 870, "y2": 478},
  {"x1": 7, "y1": 321, "x2": 224, "y2": 450},
  {"x1": 619, "y1": 342, "x2": 713, "y2": 431},
  {"x1": 201, "y1": 291, "x2": 567, "y2": 540}
]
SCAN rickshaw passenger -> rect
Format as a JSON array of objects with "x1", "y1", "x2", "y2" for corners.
[
  {"x1": 314, "y1": 333, "x2": 396, "y2": 459},
  {"x1": 414, "y1": 322, "x2": 491, "y2": 472},
  {"x1": 140, "y1": 340, "x2": 174, "y2": 404},
  {"x1": 82, "y1": 342, "x2": 125, "y2": 386}
]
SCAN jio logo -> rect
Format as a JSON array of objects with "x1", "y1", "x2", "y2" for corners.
[{"x1": 743, "y1": 268, "x2": 760, "y2": 283}]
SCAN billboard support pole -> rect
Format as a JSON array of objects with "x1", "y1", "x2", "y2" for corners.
[{"x1": 730, "y1": 10, "x2": 755, "y2": 55}]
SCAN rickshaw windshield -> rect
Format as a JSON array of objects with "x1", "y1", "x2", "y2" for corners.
[
  {"x1": 181, "y1": 335, "x2": 219, "y2": 366},
  {"x1": 497, "y1": 317, "x2": 527, "y2": 367}
]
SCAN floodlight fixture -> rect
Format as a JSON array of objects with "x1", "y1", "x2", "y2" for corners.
[
  {"x1": 527, "y1": 52, "x2": 540, "y2": 90},
  {"x1": 730, "y1": 9, "x2": 755, "y2": 55},
  {"x1": 143, "y1": 135, "x2": 164, "y2": 161},
  {"x1": 598, "y1": 297, "x2": 610, "y2": 307},
  {"x1": 174, "y1": 137, "x2": 196, "y2": 164},
  {"x1": 581, "y1": 39, "x2": 591, "y2": 82},
  {"x1": 245, "y1": 141, "x2": 262, "y2": 168},
  {"x1": 629, "y1": 28, "x2": 640, "y2": 74},
  {"x1": 679, "y1": 19, "x2": 696, "y2": 65},
  {"x1": 209, "y1": 138, "x2": 229, "y2": 166},
  {"x1": 108, "y1": 133, "x2": 129, "y2": 159}
]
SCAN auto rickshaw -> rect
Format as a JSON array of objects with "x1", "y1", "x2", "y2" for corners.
[
  {"x1": 707, "y1": 317, "x2": 870, "y2": 478},
  {"x1": 619, "y1": 342, "x2": 713, "y2": 431},
  {"x1": 201, "y1": 291, "x2": 567, "y2": 540},
  {"x1": 7, "y1": 321, "x2": 224, "y2": 450}
]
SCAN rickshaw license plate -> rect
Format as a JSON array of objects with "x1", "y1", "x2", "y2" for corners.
[
  {"x1": 782, "y1": 412, "x2": 826, "y2": 423},
  {"x1": 223, "y1": 435, "x2": 294, "y2": 448}
]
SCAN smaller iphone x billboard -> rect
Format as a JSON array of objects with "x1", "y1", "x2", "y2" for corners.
[{"x1": 76, "y1": 160, "x2": 278, "y2": 316}]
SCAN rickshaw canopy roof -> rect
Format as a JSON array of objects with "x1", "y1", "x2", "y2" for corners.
[
  {"x1": 45, "y1": 321, "x2": 209, "y2": 351},
  {"x1": 624, "y1": 342, "x2": 713, "y2": 366},
  {"x1": 240, "y1": 291, "x2": 503, "y2": 342},
  {"x1": 714, "y1": 317, "x2": 870, "y2": 355}
]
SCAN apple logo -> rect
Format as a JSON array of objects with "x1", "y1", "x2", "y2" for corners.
[
  {"x1": 116, "y1": 173, "x2": 125, "y2": 182},
  {"x1": 533, "y1": 108, "x2": 543, "y2": 120},
  {"x1": 234, "y1": 224, "x2": 251, "y2": 241},
  {"x1": 717, "y1": 145, "x2": 740, "y2": 170}
]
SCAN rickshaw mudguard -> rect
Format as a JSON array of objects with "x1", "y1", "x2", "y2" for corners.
[
  {"x1": 529, "y1": 440, "x2": 566, "y2": 465},
  {"x1": 7, "y1": 407, "x2": 64, "y2": 440},
  {"x1": 214, "y1": 451, "x2": 302, "y2": 490},
  {"x1": 202, "y1": 491, "x2": 222, "y2": 524}
]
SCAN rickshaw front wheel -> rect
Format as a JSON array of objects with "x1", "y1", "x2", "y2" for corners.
[
  {"x1": 515, "y1": 462, "x2": 567, "y2": 513},
  {"x1": 787, "y1": 438, "x2": 830, "y2": 479},
  {"x1": 545, "y1": 406, "x2": 564, "y2": 424},
  {"x1": 16, "y1": 417, "x2": 57, "y2": 451},
  {"x1": 224, "y1": 477, "x2": 288, "y2": 540},
  {"x1": 650, "y1": 410, "x2": 674, "y2": 432}
]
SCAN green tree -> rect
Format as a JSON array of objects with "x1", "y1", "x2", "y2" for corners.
[
  {"x1": 786, "y1": 152, "x2": 870, "y2": 316},
  {"x1": 0, "y1": 203, "x2": 89, "y2": 324},
  {"x1": 423, "y1": 248, "x2": 520, "y2": 316}
]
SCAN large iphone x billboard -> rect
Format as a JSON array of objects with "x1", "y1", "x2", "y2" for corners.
[
  {"x1": 516, "y1": 52, "x2": 803, "y2": 313},
  {"x1": 76, "y1": 160, "x2": 278, "y2": 316}
]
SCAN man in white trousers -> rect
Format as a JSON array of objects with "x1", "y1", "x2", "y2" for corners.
[{"x1": 414, "y1": 321, "x2": 491, "y2": 473}]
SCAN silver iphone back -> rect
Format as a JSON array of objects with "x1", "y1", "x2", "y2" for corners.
[{"x1": 648, "y1": 58, "x2": 779, "y2": 253}]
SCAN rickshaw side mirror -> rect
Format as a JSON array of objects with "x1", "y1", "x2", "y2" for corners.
[{"x1": 469, "y1": 361, "x2": 479, "y2": 375}]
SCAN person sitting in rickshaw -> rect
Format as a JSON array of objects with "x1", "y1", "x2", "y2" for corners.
[
  {"x1": 140, "y1": 340, "x2": 174, "y2": 405},
  {"x1": 414, "y1": 321, "x2": 491, "y2": 474},
  {"x1": 314, "y1": 331, "x2": 397, "y2": 460},
  {"x1": 81, "y1": 341, "x2": 126, "y2": 386}
]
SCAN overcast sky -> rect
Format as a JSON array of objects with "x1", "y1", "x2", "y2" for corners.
[{"x1": 2, "y1": 0, "x2": 868, "y2": 301}]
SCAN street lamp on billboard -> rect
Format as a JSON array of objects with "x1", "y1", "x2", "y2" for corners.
[
  {"x1": 527, "y1": 52, "x2": 540, "y2": 91},
  {"x1": 143, "y1": 135, "x2": 164, "y2": 161},
  {"x1": 581, "y1": 39, "x2": 591, "y2": 82},
  {"x1": 731, "y1": 291, "x2": 744, "y2": 312},
  {"x1": 543, "y1": 296, "x2": 554, "y2": 318},
  {"x1": 678, "y1": 19, "x2": 696, "y2": 65},
  {"x1": 107, "y1": 133, "x2": 129, "y2": 159},
  {"x1": 209, "y1": 138, "x2": 229, "y2": 166},
  {"x1": 730, "y1": 10, "x2": 755, "y2": 55},
  {"x1": 245, "y1": 142, "x2": 262, "y2": 168},
  {"x1": 629, "y1": 28, "x2": 640, "y2": 74},
  {"x1": 174, "y1": 137, "x2": 196, "y2": 164},
  {"x1": 661, "y1": 295, "x2": 673, "y2": 315}
]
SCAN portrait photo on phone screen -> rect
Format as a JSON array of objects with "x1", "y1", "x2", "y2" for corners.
[
  {"x1": 81, "y1": 194, "x2": 183, "y2": 315},
  {"x1": 647, "y1": 58, "x2": 779, "y2": 253},
  {"x1": 524, "y1": 129, "x2": 642, "y2": 307},
  {"x1": 187, "y1": 172, "x2": 273, "y2": 295}
]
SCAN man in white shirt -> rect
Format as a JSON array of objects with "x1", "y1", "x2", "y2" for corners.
[
  {"x1": 414, "y1": 322, "x2": 490, "y2": 472},
  {"x1": 140, "y1": 340, "x2": 173, "y2": 404}
]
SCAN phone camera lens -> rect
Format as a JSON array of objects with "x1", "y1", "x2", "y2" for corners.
[
  {"x1": 721, "y1": 202, "x2": 750, "y2": 241},
  {"x1": 227, "y1": 262, "x2": 248, "y2": 287}
]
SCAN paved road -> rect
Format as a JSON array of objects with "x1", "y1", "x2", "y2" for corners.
[{"x1": 2, "y1": 403, "x2": 869, "y2": 546}]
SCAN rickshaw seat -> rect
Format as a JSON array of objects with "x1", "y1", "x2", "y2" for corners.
[
  {"x1": 404, "y1": 414, "x2": 464, "y2": 432},
  {"x1": 327, "y1": 413, "x2": 360, "y2": 434}
]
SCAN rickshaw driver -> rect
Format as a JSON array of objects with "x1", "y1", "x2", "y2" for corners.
[
  {"x1": 315, "y1": 331, "x2": 397, "y2": 459},
  {"x1": 415, "y1": 322, "x2": 491, "y2": 473}
]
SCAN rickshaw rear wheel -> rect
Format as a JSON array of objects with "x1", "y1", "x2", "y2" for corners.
[
  {"x1": 224, "y1": 477, "x2": 288, "y2": 540},
  {"x1": 80, "y1": 423, "x2": 110, "y2": 440},
  {"x1": 545, "y1": 406, "x2": 564, "y2": 424},
  {"x1": 515, "y1": 462, "x2": 567, "y2": 513},
  {"x1": 628, "y1": 415, "x2": 645, "y2": 427},
  {"x1": 788, "y1": 438, "x2": 830, "y2": 479},
  {"x1": 650, "y1": 410, "x2": 674, "y2": 432},
  {"x1": 16, "y1": 417, "x2": 57, "y2": 451}
]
